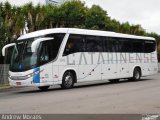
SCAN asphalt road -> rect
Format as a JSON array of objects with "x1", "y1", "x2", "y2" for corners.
[{"x1": 0, "y1": 73, "x2": 160, "y2": 114}]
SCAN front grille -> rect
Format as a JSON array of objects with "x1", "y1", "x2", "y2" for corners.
[{"x1": 10, "y1": 76, "x2": 28, "y2": 80}]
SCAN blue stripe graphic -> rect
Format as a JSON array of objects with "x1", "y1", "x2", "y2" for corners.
[{"x1": 33, "y1": 67, "x2": 40, "y2": 83}]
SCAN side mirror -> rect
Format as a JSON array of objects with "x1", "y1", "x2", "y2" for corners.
[
  {"x1": 31, "y1": 37, "x2": 53, "y2": 52},
  {"x1": 2, "y1": 43, "x2": 16, "y2": 56}
]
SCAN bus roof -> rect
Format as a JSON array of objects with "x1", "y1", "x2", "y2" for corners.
[{"x1": 18, "y1": 28, "x2": 155, "y2": 41}]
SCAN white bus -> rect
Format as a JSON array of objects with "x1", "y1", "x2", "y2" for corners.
[{"x1": 2, "y1": 28, "x2": 158, "y2": 90}]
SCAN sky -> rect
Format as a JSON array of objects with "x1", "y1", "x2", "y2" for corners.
[{"x1": 0, "y1": 0, "x2": 160, "y2": 34}]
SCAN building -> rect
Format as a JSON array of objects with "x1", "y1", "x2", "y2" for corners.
[{"x1": 45, "y1": 0, "x2": 70, "y2": 5}]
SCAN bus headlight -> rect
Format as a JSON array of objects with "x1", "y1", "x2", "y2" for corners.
[
  {"x1": 27, "y1": 74, "x2": 33, "y2": 78},
  {"x1": 9, "y1": 70, "x2": 43, "y2": 80},
  {"x1": 26, "y1": 70, "x2": 43, "y2": 78},
  {"x1": 26, "y1": 71, "x2": 39, "y2": 78},
  {"x1": 34, "y1": 71, "x2": 40, "y2": 75}
]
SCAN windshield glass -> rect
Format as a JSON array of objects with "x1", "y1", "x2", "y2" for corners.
[
  {"x1": 10, "y1": 39, "x2": 37, "y2": 72},
  {"x1": 10, "y1": 33, "x2": 65, "y2": 72}
]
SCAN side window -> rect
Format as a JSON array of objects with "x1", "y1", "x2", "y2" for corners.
[
  {"x1": 38, "y1": 34, "x2": 65, "y2": 66},
  {"x1": 39, "y1": 40, "x2": 53, "y2": 65},
  {"x1": 105, "y1": 37, "x2": 118, "y2": 52},
  {"x1": 132, "y1": 40, "x2": 144, "y2": 53},
  {"x1": 50, "y1": 34, "x2": 65, "y2": 59},
  {"x1": 119, "y1": 39, "x2": 131, "y2": 52},
  {"x1": 144, "y1": 40, "x2": 156, "y2": 53},
  {"x1": 85, "y1": 36, "x2": 103, "y2": 52},
  {"x1": 96, "y1": 36, "x2": 104, "y2": 52},
  {"x1": 63, "y1": 34, "x2": 85, "y2": 56}
]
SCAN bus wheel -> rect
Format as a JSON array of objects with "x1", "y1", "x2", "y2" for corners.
[
  {"x1": 130, "y1": 68, "x2": 141, "y2": 81},
  {"x1": 38, "y1": 86, "x2": 49, "y2": 91},
  {"x1": 109, "y1": 79, "x2": 119, "y2": 83},
  {"x1": 61, "y1": 71, "x2": 74, "y2": 89}
]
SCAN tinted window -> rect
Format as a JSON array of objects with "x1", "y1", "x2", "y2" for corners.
[
  {"x1": 144, "y1": 40, "x2": 156, "y2": 53},
  {"x1": 39, "y1": 39, "x2": 62, "y2": 65},
  {"x1": 96, "y1": 36, "x2": 104, "y2": 52},
  {"x1": 39, "y1": 40, "x2": 52, "y2": 65},
  {"x1": 119, "y1": 39, "x2": 131, "y2": 52},
  {"x1": 39, "y1": 34, "x2": 65, "y2": 65},
  {"x1": 63, "y1": 34, "x2": 85, "y2": 56},
  {"x1": 105, "y1": 37, "x2": 118, "y2": 52},
  {"x1": 85, "y1": 36, "x2": 103, "y2": 52},
  {"x1": 132, "y1": 40, "x2": 144, "y2": 53}
]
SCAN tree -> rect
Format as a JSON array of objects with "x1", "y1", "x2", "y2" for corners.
[
  {"x1": 2, "y1": 2, "x2": 15, "y2": 43},
  {"x1": 60, "y1": 0, "x2": 87, "y2": 28},
  {"x1": 23, "y1": 3, "x2": 46, "y2": 32},
  {"x1": 85, "y1": 5, "x2": 108, "y2": 30},
  {"x1": 119, "y1": 22, "x2": 131, "y2": 34},
  {"x1": 0, "y1": 2, "x2": 25, "y2": 43},
  {"x1": 130, "y1": 24, "x2": 145, "y2": 35},
  {"x1": 14, "y1": 7, "x2": 25, "y2": 37},
  {"x1": 105, "y1": 19, "x2": 120, "y2": 32},
  {"x1": 43, "y1": 4, "x2": 62, "y2": 28},
  {"x1": 0, "y1": 17, "x2": 6, "y2": 49}
]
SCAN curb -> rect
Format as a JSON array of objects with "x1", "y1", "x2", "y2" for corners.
[{"x1": 0, "y1": 85, "x2": 11, "y2": 91}]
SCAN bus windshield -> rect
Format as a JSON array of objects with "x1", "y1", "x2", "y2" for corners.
[
  {"x1": 10, "y1": 33, "x2": 65, "y2": 72},
  {"x1": 10, "y1": 39, "x2": 37, "y2": 72}
]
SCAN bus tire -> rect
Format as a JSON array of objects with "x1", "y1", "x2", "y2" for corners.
[
  {"x1": 61, "y1": 71, "x2": 74, "y2": 89},
  {"x1": 38, "y1": 86, "x2": 49, "y2": 91},
  {"x1": 130, "y1": 68, "x2": 141, "y2": 81}
]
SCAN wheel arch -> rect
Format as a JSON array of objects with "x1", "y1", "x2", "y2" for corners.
[
  {"x1": 60, "y1": 68, "x2": 78, "y2": 83},
  {"x1": 133, "y1": 66, "x2": 142, "y2": 76}
]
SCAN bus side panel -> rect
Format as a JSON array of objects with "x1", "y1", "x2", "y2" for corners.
[
  {"x1": 117, "y1": 53, "x2": 129, "y2": 78},
  {"x1": 58, "y1": 53, "x2": 79, "y2": 83},
  {"x1": 128, "y1": 53, "x2": 143, "y2": 77},
  {"x1": 148, "y1": 51, "x2": 158, "y2": 75},
  {"x1": 101, "y1": 53, "x2": 117, "y2": 80},
  {"x1": 39, "y1": 63, "x2": 54, "y2": 86},
  {"x1": 78, "y1": 53, "x2": 101, "y2": 82},
  {"x1": 59, "y1": 53, "x2": 102, "y2": 83}
]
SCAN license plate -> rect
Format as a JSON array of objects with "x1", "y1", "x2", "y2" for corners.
[{"x1": 16, "y1": 82, "x2": 21, "y2": 86}]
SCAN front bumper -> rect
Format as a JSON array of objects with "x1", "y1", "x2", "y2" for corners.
[{"x1": 9, "y1": 77, "x2": 40, "y2": 87}]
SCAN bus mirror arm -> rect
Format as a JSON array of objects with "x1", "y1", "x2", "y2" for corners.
[
  {"x1": 2, "y1": 43, "x2": 16, "y2": 56},
  {"x1": 31, "y1": 37, "x2": 54, "y2": 53}
]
